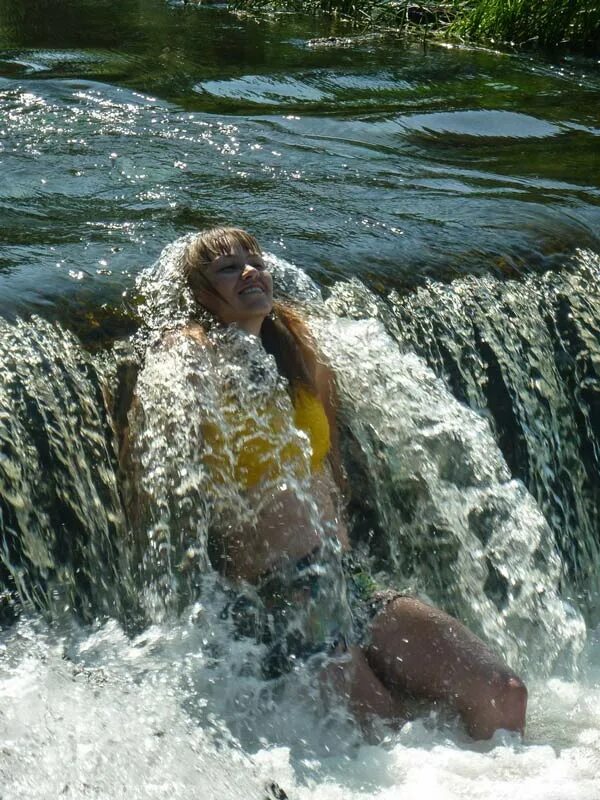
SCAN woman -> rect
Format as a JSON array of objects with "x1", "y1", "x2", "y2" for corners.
[{"x1": 128, "y1": 226, "x2": 527, "y2": 740}]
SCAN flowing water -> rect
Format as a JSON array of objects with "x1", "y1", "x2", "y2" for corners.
[{"x1": 2, "y1": 0, "x2": 600, "y2": 797}]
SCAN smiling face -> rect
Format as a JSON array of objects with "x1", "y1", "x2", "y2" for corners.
[{"x1": 186, "y1": 230, "x2": 274, "y2": 336}]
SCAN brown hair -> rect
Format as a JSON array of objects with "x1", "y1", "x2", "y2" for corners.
[{"x1": 183, "y1": 227, "x2": 318, "y2": 396}]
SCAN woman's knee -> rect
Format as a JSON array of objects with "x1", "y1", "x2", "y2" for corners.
[
  {"x1": 471, "y1": 668, "x2": 527, "y2": 706},
  {"x1": 461, "y1": 670, "x2": 527, "y2": 738},
  {"x1": 367, "y1": 595, "x2": 528, "y2": 737},
  {"x1": 494, "y1": 671, "x2": 528, "y2": 716},
  {"x1": 506, "y1": 675, "x2": 528, "y2": 732},
  {"x1": 367, "y1": 595, "x2": 470, "y2": 694}
]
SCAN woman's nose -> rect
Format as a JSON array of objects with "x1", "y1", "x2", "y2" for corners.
[{"x1": 241, "y1": 263, "x2": 258, "y2": 278}]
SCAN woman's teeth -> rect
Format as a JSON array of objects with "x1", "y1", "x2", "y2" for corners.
[{"x1": 240, "y1": 286, "x2": 263, "y2": 295}]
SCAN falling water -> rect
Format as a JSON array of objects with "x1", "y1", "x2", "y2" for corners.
[
  {"x1": 312, "y1": 289, "x2": 586, "y2": 673},
  {"x1": 392, "y1": 249, "x2": 600, "y2": 620},
  {"x1": 0, "y1": 317, "x2": 133, "y2": 622}
]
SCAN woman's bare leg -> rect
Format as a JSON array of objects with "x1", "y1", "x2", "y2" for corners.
[
  {"x1": 366, "y1": 596, "x2": 527, "y2": 740},
  {"x1": 322, "y1": 644, "x2": 407, "y2": 727}
]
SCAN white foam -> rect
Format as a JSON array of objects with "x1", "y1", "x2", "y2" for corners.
[
  {"x1": 0, "y1": 620, "x2": 264, "y2": 800},
  {"x1": 2, "y1": 619, "x2": 599, "y2": 800}
]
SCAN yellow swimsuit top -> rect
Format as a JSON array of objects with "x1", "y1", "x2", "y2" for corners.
[{"x1": 203, "y1": 387, "x2": 331, "y2": 491}]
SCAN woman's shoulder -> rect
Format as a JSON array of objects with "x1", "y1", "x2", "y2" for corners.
[
  {"x1": 181, "y1": 321, "x2": 212, "y2": 347},
  {"x1": 159, "y1": 322, "x2": 211, "y2": 349},
  {"x1": 137, "y1": 324, "x2": 214, "y2": 387}
]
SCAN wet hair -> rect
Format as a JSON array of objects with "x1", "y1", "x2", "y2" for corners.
[{"x1": 183, "y1": 227, "x2": 318, "y2": 396}]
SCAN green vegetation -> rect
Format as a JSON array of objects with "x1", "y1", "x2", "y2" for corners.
[
  {"x1": 232, "y1": 1, "x2": 436, "y2": 30},
  {"x1": 231, "y1": 0, "x2": 600, "y2": 53},
  {"x1": 453, "y1": 0, "x2": 600, "y2": 52}
]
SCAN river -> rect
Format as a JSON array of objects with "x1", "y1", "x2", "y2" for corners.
[{"x1": 1, "y1": 1, "x2": 600, "y2": 797}]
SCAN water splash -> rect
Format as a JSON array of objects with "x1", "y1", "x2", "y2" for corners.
[
  {"x1": 314, "y1": 287, "x2": 586, "y2": 673},
  {"x1": 128, "y1": 237, "x2": 327, "y2": 618},
  {"x1": 0, "y1": 616, "x2": 271, "y2": 800},
  {"x1": 2, "y1": 613, "x2": 599, "y2": 799}
]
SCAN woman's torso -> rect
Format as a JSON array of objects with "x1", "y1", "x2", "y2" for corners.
[{"x1": 195, "y1": 325, "x2": 349, "y2": 584}]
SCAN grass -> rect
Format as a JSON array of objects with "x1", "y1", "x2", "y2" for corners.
[
  {"x1": 230, "y1": 0, "x2": 600, "y2": 53},
  {"x1": 452, "y1": 0, "x2": 600, "y2": 52},
  {"x1": 231, "y1": 1, "x2": 450, "y2": 31}
]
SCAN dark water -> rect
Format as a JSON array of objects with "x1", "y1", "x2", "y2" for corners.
[{"x1": 1, "y1": 0, "x2": 599, "y2": 331}]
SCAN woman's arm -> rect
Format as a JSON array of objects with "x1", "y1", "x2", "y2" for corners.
[{"x1": 122, "y1": 329, "x2": 216, "y2": 572}]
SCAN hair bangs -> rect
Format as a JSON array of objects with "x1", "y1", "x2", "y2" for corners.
[{"x1": 183, "y1": 227, "x2": 262, "y2": 279}]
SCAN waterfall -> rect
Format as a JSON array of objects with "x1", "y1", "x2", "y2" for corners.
[
  {"x1": 311, "y1": 300, "x2": 585, "y2": 674},
  {"x1": 0, "y1": 317, "x2": 134, "y2": 623},
  {"x1": 1, "y1": 243, "x2": 595, "y2": 680},
  {"x1": 391, "y1": 249, "x2": 600, "y2": 621}
]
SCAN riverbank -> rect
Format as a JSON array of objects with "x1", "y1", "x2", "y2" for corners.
[{"x1": 231, "y1": 0, "x2": 600, "y2": 53}]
